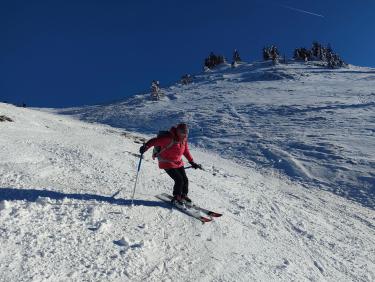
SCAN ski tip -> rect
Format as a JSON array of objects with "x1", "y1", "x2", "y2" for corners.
[
  {"x1": 200, "y1": 217, "x2": 213, "y2": 223},
  {"x1": 209, "y1": 212, "x2": 223, "y2": 217}
]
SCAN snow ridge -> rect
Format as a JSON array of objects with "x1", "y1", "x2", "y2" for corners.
[{"x1": 53, "y1": 61, "x2": 375, "y2": 209}]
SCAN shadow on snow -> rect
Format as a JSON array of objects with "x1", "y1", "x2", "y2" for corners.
[{"x1": 0, "y1": 187, "x2": 169, "y2": 208}]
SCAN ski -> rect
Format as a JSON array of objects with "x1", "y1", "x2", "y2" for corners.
[
  {"x1": 157, "y1": 193, "x2": 222, "y2": 219},
  {"x1": 155, "y1": 193, "x2": 212, "y2": 223},
  {"x1": 185, "y1": 201, "x2": 223, "y2": 218}
]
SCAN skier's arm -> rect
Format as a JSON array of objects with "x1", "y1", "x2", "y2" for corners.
[
  {"x1": 139, "y1": 137, "x2": 170, "y2": 154},
  {"x1": 183, "y1": 142, "x2": 194, "y2": 163},
  {"x1": 184, "y1": 142, "x2": 202, "y2": 169}
]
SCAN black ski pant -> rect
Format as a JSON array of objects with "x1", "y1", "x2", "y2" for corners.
[{"x1": 165, "y1": 166, "x2": 189, "y2": 196}]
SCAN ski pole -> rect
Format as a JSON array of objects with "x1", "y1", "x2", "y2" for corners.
[
  {"x1": 131, "y1": 153, "x2": 143, "y2": 205},
  {"x1": 180, "y1": 165, "x2": 203, "y2": 170},
  {"x1": 160, "y1": 166, "x2": 192, "y2": 175},
  {"x1": 160, "y1": 165, "x2": 205, "y2": 175}
]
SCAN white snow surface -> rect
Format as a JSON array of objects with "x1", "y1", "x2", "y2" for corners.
[
  {"x1": 0, "y1": 61, "x2": 374, "y2": 281},
  {"x1": 53, "y1": 61, "x2": 375, "y2": 209}
]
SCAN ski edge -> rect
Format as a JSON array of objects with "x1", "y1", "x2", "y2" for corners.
[
  {"x1": 155, "y1": 194, "x2": 213, "y2": 223},
  {"x1": 159, "y1": 193, "x2": 223, "y2": 218}
]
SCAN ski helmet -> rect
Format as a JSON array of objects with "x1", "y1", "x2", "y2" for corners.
[{"x1": 176, "y1": 123, "x2": 188, "y2": 135}]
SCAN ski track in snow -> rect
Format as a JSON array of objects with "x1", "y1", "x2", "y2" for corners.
[
  {"x1": 1, "y1": 102, "x2": 375, "y2": 281},
  {"x1": 51, "y1": 61, "x2": 375, "y2": 210}
]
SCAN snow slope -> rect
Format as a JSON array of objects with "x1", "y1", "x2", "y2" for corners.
[
  {"x1": 52, "y1": 61, "x2": 375, "y2": 210},
  {"x1": 1, "y1": 102, "x2": 375, "y2": 281}
]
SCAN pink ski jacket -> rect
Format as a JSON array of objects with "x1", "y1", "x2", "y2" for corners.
[{"x1": 144, "y1": 126, "x2": 194, "y2": 169}]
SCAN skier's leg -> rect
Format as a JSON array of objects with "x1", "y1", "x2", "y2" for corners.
[
  {"x1": 177, "y1": 166, "x2": 189, "y2": 196},
  {"x1": 165, "y1": 168, "x2": 184, "y2": 196}
]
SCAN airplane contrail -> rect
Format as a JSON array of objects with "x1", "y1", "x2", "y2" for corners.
[{"x1": 280, "y1": 5, "x2": 324, "y2": 18}]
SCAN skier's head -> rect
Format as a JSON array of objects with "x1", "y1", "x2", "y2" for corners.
[{"x1": 176, "y1": 123, "x2": 188, "y2": 138}]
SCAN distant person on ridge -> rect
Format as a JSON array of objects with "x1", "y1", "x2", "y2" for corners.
[
  {"x1": 139, "y1": 123, "x2": 202, "y2": 205},
  {"x1": 151, "y1": 80, "x2": 160, "y2": 100}
]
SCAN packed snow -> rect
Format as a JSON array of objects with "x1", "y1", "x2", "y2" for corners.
[
  {"x1": 53, "y1": 61, "x2": 375, "y2": 209},
  {"x1": 1, "y1": 60, "x2": 375, "y2": 281}
]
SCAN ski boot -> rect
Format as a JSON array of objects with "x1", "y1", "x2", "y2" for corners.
[
  {"x1": 181, "y1": 194, "x2": 192, "y2": 203},
  {"x1": 171, "y1": 195, "x2": 184, "y2": 206}
]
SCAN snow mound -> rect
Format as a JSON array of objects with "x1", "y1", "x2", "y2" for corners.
[{"x1": 0, "y1": 200, "x2": 11, "y2": 212}]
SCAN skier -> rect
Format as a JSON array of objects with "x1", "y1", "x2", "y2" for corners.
[{"x1": 139, "y1": 123, "x2": 202, "y2": 205}]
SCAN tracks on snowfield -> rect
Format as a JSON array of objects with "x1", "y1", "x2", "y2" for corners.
[{"x1": 1, "y1": 103, "x2": 374, "y2": 281}]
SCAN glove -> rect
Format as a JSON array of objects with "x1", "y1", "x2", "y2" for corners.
[
  {"x1": 139, "y1": 145, "x2": 147, "y2": 154},
  {"x1": 189, "y1": 161, "x2": 202, "y2": 170}
]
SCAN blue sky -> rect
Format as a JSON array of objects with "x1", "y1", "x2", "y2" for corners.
[{"x1": 1, "y1": 0, "x2": 375, "y2": 107}]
